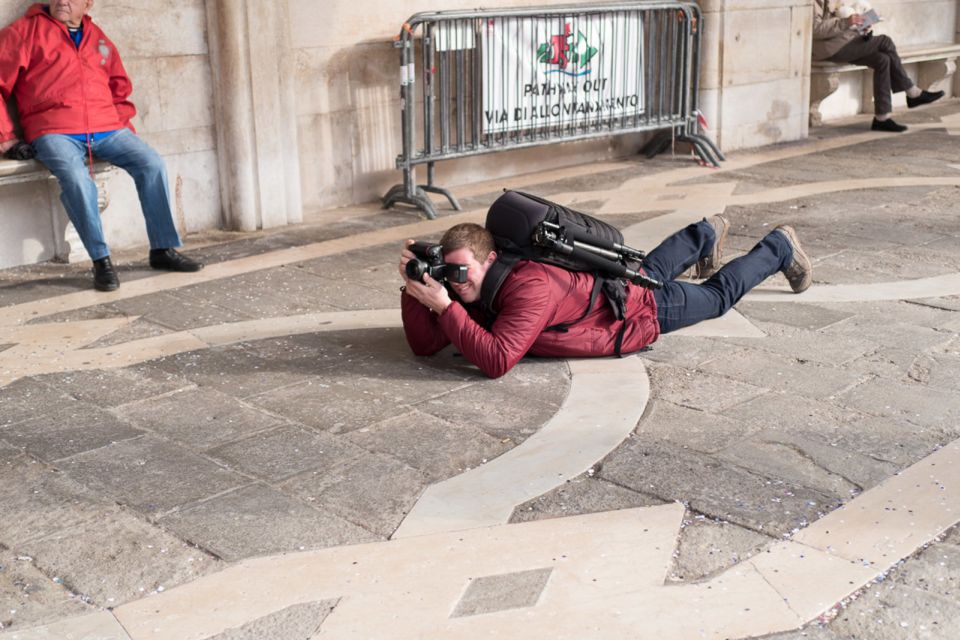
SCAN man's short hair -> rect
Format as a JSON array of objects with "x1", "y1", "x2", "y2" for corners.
[{"x1": 441, "y1": 223, "x2": 496, "y2": 260}]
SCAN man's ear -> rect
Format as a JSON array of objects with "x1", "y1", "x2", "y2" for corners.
[
  {"x1": 484, "y1": 250, "x2": 498, "y2": 266},
  {"x1": 85, "y1": 0, "x2": 95, "y2": 14}
]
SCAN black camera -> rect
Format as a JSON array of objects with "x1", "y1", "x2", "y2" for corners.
[{"x1": 405, "y1": 241, "x2": 468, "y2": 284}]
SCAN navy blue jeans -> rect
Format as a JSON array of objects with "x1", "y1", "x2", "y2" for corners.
[
  {"x1": 32, "y1": 130, "x2": 182, "y2": 261},
  {"x1": 647, "y1": 220, "x2": 794, "y2": 334}
]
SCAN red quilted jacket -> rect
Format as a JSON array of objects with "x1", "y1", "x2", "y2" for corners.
[
  {"x1": 0, "y1": 4, "x2": 135, "y2": 143},
  {"x1": 401, "y1": 260, "x2": 660, "y2": 378}
]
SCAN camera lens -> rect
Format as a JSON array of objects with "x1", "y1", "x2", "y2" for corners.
[{"x1": 405, "y1": 259, "x2": 428, "y2": 282}]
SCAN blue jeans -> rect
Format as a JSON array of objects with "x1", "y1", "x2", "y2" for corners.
[
  {"x1": 32, "y1": 130, "x2": 182, "y2": 261},
  {"x1": 647, "y1": 220, "x2": 794, "y2": 334}
]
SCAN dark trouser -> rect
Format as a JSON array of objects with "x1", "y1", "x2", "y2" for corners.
[
  {"x1": 646, "y1": 220, "x2": 794, "y2": 334},
  {"x1": 828, "y1": 34, "x2": 913, "y2": 116}
]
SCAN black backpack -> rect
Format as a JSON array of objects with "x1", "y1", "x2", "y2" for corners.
[{"x1": 480, "y1": 190, "x2": 660, "y2": 356}]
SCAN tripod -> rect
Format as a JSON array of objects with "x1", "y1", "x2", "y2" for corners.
[{"x1": 532, "y1": 221, "x2": 664, "y2": 290}]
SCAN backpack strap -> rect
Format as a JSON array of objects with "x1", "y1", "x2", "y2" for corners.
[{"x1": 479, "y1": 253, "x2": 520, "y2": 319}]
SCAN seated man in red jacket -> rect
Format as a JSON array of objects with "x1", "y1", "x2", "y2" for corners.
[
  {"x1": 0, "y1": 1, "x2": 202, "y2": 291},
  {"x1": 399, "y1": 216, "x2": 811, "y2": 378}
]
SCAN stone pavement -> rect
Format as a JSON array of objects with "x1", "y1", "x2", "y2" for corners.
[{"x1": 2, "y1": 101, "x2": 960, "y2": 639}]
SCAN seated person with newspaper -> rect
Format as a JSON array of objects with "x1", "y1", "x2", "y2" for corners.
[{"x1": 812, "y1": 0, "x2": 943, "y2": 132}]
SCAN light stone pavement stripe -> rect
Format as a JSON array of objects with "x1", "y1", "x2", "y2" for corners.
[
  {"x1": 17, "y1": 439, "x2": 955, "y2": 640},
  {"x1": 393, "y1": 356, "x2": 650, "y2": 537},
  {"x1": 747, "y1": 273, "x2": 960, "y2": 303}
]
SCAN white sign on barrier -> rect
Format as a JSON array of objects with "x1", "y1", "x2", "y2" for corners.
[{"x1": 481, "y1": 14, "x2": 645, "y2": 135}]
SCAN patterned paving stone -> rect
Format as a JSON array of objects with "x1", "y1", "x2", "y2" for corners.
[
  {"x1": 698, "y1": 346, "x2": 861, "y2": 400},
  {"x1": 57, "y1": 436, "x2": 248, "y2": 515},
  {"x1": 725, "y1": 392, "x2": 950, "y2": 468},
  {"x1": 0, "y1": 548, "x2": 93, "y2": 632},
  {"x1": 747, "y1": 430, "x2": 899, "y2": 492},
  {"x1": 248, "y1": 378, "x2": 417, "y2": 434},
  {"x1": 111, "y1": 290, "x2": 255, "y2": 331},
  {"x1": 18, "y1": 511, "x2": 218, "y2": 607},
  {"x1": 345, "y1": 409, "x2": 509, "y2": 483},
  {"x1": 451, "y1": 567, "x2": 553, "y2": 618},
  {"x1": 3, "y1": 405, "x2": 143, "y2": 461},
  {"x1": 636, "y1": 399, "x2": 759, "y2": 455},
  {"x1": 0, "y1": 378, "x2": 79, "y2": 428},
  {"x1": 0, "y1": 459, "x2": 108, "y2": 546},
  {"x1": 147, "y1": 345, "x2": 323, "y2": 399},
  {"x1": 838, "y1": 377, "x2": 960, "y2": 432},
  {"x1": 158, "y1": 483, "x2": 376, "y2": 561},
  {"x1": 640, "y1": 334, "x2": 731, "y2": 369},
  {"x1": 0, "y1": 441, "x2": 20, "y2": 463},
  {"x1": 83, "y1": 317, "x2": 173, "y2": 349},
  {"x1": 116, "y1": 387, "x2": 286, "y2": 451},
  {"x1": 37, "y1": 366, "x2": 190, "y2": 409},
  {"x1": 829, "y1": 574, "x2": 960, "y2": 640},
  {"x1": 601, "y1": 439, "x2": 839, "y2": 537},
  {"x1": 736, "y1": 301, "x2": 854, "y2": 331},
  {"x1": 715, "y1": 440, "x2": 859, "y2": 499},
  {"x1": 207, "y1": 425, "x2": 367, "y2": 482},
  {"x1": 724, "y1": 324, "x2": 878, "y2": 367},
  {"x1": 669, "y1": 518, "x2": 770, "y2": 582},
  {"x1": 510, "y1": 475, "x2": 663, "y2": 523},
  {"x1": 207, "y1": 600, "x2": 337, "y2": 640},
  {"x1": 175, "y1": 267, "x2": 343, "y2": 319},
  {"x1": 646, "y1": 362, "x2": 768, "y2": 413},
  {"x1": 280, "y1": 452, "x2": 427, "y2": 538},
  {"x1": 413, "y1": 360, "x2": 568, "y2": 443}
]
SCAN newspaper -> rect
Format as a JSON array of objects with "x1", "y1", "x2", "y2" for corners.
[{"x1": 856, "y1": 8, "x2": 882, "y2": 34}]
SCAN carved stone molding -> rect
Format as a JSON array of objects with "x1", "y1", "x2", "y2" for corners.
[{"x1": 809, "y1": 72, "x2": 840, "y2": 128}]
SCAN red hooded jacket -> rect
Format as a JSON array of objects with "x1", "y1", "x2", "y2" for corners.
[
  {"x1": 401, "y1": 260, "x2": 660, "y2": 378},
  {"x1": 0, "y1": 4, "x2": 135, "y2": 143}
]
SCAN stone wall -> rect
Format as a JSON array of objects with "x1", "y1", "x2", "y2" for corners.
[
  {"x1": 289, "y1": 0, "x2": 821, "y2": 211},
  {"x1": 0, "y1": 0, "x2": 220, "y2": 268},
  {"x1": 698, "y1": 0, "x2": 813, "y2": 149},
  {"x1": 290, "y1": 0, "x2": 653, "y2": 214}
]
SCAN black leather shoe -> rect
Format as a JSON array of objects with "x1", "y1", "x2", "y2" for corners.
[
  {"x1": 871, "y1": 118, "x2": 907, "y2": 132},
  {"x1": 907, "y1": 89, "x2": 944, "y2": 109},
  {"x1": 92, "y1": 256, "x2": 120, "y2": 292},
  {"x1": 149, "y1": 248, "x2": 204, "y2": 272}
]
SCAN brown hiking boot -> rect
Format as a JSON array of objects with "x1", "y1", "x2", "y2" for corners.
[
  {"x1": 683, "y1": 214, "x2": 729, "y2": 279},
  {"x1": 774, "y1": 225, "x2": 812, "y2": 293}
]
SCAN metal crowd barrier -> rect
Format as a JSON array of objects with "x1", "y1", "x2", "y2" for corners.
[{"x1": 383, "y1": 1, "x2": 723, "y2": 219}]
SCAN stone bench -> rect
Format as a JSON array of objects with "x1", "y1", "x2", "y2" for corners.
[
  {"x1": 0, "y1": 156, "x2": 116, "y2": 263},
  {"x1": 810, "y1": 42, "x2": 960, "y2": 126}
]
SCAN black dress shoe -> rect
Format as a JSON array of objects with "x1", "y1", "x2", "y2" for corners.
[
  {"x1": 92, "y1": 256, "x2": 120, "y2": 291},
  {"x1": 149, "y1": 248, "x2": 204, "y2": 272},
  {"x1": 907, "y1": 89, "x2": 944, "y2": 109},
  {"x1": 871, "y1": 118, "x2": 907, "y2": 132}
]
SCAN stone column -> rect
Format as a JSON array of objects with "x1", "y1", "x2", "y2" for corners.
[{"x1": 205, "y1": 0, "x2": 303, "y2": 231}]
